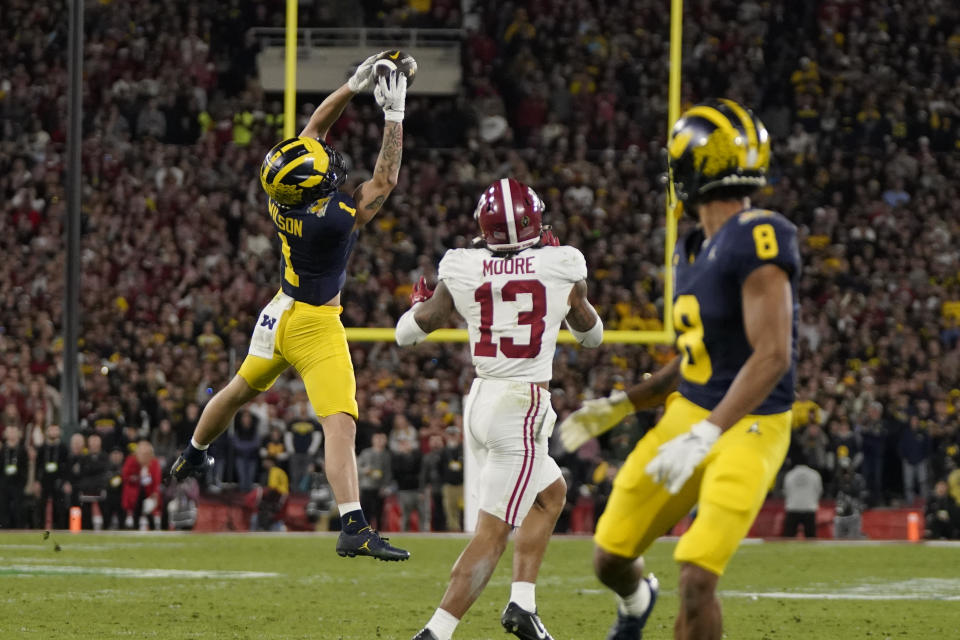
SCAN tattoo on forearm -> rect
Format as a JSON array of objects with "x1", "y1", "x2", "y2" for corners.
[
  {"x1": 365, "y1": 195, "x2": 385, "y2": 210},
  {"x1": 375, "y1": 121, "x2": 403, "y2": 185}
]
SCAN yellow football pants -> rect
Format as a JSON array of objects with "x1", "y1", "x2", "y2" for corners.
[
  {"x1": 237, "y1": 301, "x2": 358, "y2": 419},
  {"x1": 595, "y1": 393, "x2": 790, "y2": 575}
]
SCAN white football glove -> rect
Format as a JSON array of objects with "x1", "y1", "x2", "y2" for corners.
[
  {"x1": 374, "y1": 69, "x2": 407, "y2": 122},
  {"x1": 560, "y1": 390, "x2": 635, "y2": 452},
  {"x1": 347, "y1": 51, "x2": 383, "y2": 93},
  {"x1": 645, "y1": 420, "x2": 722, "y2": 494}
]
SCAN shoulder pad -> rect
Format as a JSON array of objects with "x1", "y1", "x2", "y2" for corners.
[{"x1": 309, "y1": 193, "x2": 358, "y2": 221}]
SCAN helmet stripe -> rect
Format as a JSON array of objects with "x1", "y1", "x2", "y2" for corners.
[
  {"x1": 500, "y1": 178, "x2": 519, "y2": 245},
  {"x1": 719, "y1": 99, "x2": 760, "y2": 167},
  {"x1": 301, "y1": 137, "x2": 325, "y2": 155},
  {"x1": 273, "y1": 147, "x2": 331, "y2": 186},
  {"x1": 683, "y1": 106, "x2": 747, "y2": 166},
  {"x1": 278, "y1": 138, "x2": 306, "y2": 156},
  {"x1": 272, "y1": 153, "x2": 312, "y2": 185},
  {"x1": 263, "y1": 139, "x2": 307, "y2": 185}
]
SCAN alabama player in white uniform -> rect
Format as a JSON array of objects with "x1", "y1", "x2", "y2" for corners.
[{"x1": 396, "y1": 178, "x2": 604, "y2": 640}]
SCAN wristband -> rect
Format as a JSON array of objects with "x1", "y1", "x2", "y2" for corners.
[
  {"x1": 568, "y1": 317, "x2": 603, "y2": 348},
  {"x1": 395, "y1": 305, "x2": 428, "y2": 345}
]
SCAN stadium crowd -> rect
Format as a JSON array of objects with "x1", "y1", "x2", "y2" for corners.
[{"x1": 1, "y1": 0, "x2": 959, "y2": 537}]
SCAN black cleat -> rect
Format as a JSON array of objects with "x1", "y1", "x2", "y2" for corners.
[
  {"x1": 411, "y1": 629, "x2": 439, "y2": 640},
  {"x1": 167, "y1": 453, "x2": 214, "y2": 483},
  {"x1": 336, "y1": 528, "x2": 410, "y2": 561},
  {"x1": 501, "y1": 602, "x2": 554, "y2": 640},
  {"x1": 605, "y1": 574, "x2": 659, "y2": 640}
]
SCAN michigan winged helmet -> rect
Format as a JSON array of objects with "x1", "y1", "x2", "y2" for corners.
[
  {"x1": 666, "y1": 98, "x2": 771, "y2": 210},
  {"x1": 260, "y1": 137, "x2": 347, "y2": 207}
]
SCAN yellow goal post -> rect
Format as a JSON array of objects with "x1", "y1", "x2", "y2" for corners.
[{"x1": 283, "y1": 0, "x2": 684, "y2": 346}]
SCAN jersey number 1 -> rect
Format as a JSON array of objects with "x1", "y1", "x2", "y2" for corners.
[
  {"x1": 474, "y1": 280, "x2": 546, "y2": 359},
  {"x1": 278, "y1": 233, "x2": 299, "y2": 287}
]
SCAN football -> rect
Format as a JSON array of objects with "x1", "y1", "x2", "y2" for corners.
[{"x1": 373, "y1": 49, "x2": 417, "y2": 87}]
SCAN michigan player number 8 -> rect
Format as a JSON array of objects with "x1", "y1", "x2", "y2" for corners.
[
  {"x1": 675, "y1": 222, "x2": 780, "y2": 384},
  {"x1": 474, "y1": 280, "x2": 547, "y2": 359}
]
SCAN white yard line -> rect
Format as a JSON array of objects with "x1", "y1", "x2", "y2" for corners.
[
  {"x1": 0, "y1": 542, "x2": 187, "y2": 551},
  {"x1": 0, "y1": 564, "x2": 280, "y2": 579},
  {"x1": 722, "y1": 590, "x2": 960, "y2": 601}
]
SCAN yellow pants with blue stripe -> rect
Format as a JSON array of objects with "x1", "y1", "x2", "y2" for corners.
[
  {"x1": 237, "y1": 302, "x2": 358, "y2": 419},
  {"x1": 594, "y1": 393, "x2": 790, "y2": 575}
]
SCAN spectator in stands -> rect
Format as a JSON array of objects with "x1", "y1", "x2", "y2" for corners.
[
  {"x1": 102, "y1": 447, "x2": 125, "y2": 530},
  {"x1": 859, "y1": 401, "x2": 888, "y2": 506},
  {"x1": 925, "y1": 480, "x2": 959, "y2": 540},
  {"x1": 121, "y1": 440, "x2": 162, "y2": 530},
  {"x1": 86, "y1": 400, "x2": 125, "y2": 452},
  {"x1": 285, "y1": 409, "x2": 322, "y2": 494},
  {"x1": 389, "y1": 414, "x2": 419, "y2": 453},
  {"x1": 440, "y1": 426, "x2": 464, "y2": 532},
  {"x1": 357, "y1": 432, "x2": 392, "y2": 529},
  {"x1": 782, "y1": 452, "x2": 823, "y2": 538},
  {"x1": 833, "y1": 457, "x2": 867, "y2": 539},
  {"x1": 119, "y1": 423, "x2": 145, "y2": 456},
  {"x1": 900, "y1": 415, "x2": 932, "y2": 505},
  {"x1": 36, "y1": 424, "x2": 69, "y2": 529},
  {"x1": 421, "y1": 433, "x2": 447, "y2": 531},
  {"x1": 797, "y1": 421, "x2": 830, "y2": 484},
  {"x1": 249, "y1": 456, "x2": 288, "y2": 532},
  {"x1": 76, "y1": 433, "x2": 108, "y2": 530},
  {"x1": 233, "y1": 410, "x2": 261, "y2": 491},
  {"x1": 24, "y1": 409, "x2": 47, "y2": 452},
  {"x1": 260, "y1": 424, "x2": 290, "y2": 475},
  {"x1": 176, "y1": 403, "x2": 201, "y2": 448},
  {"x1": 150, "y1": 419, "x2": 178, "y2": 470},
  {"x1": 392, "y1": 435, "x2": 425, "y2": 532},
  {"x1": 0, "y1": 426, "x2": 29, "y2": 529}
]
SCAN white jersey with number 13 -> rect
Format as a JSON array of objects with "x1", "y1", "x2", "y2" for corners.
[{"x1": 438, "y1": 245, "x2": 588, "y2": 383}]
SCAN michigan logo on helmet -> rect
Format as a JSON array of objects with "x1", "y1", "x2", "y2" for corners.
[
  {"x1": 260, "y1": 137, "x2": 347, "y2": 207},
  {"x1": 667, "y1": 98, "x2": 770, "y2": 209}
]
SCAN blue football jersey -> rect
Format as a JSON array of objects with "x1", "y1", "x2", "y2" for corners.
[
  {"x1": 672, "y1": 209, "x2": 800, "y2": 414},
  {"x1": 268, "y1": 192, "x2": 359, "y2": 305}
]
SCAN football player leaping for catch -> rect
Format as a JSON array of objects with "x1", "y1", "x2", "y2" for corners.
[
  {"x1": 397, "y1": 179, "x2": 604, "y2": 640},
  {"x1": 559, "y1": 99, "x2": 800, "y2": 640},
  {"x1": 168, "y1": 54, "x2": 410, "y2": 561}
]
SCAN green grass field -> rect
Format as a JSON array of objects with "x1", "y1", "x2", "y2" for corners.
[{"x1": 0, "y1": 532, "x2": 957, "y2": 639}]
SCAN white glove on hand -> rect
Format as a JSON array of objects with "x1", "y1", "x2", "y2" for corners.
[
  {"x1": 374, "y1": 69, "x2": 407, "y2": 122},
  {"x1": 347, "y1": 51, "x2": 383, "y2": 93},
  {"x1": 560, "y1": 390, "x2": 635, "y2": 452},
  {"x1": 645, "y1": 420, "x2": 722, "y2": 494}
]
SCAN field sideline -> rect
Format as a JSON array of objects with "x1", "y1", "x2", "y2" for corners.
[{"x1": 1, "y1": 532, "x2": 958, "y2": 639}]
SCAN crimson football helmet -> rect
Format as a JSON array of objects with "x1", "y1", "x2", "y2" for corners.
[{"x1": 474, "y1": 178, "x2": 545, "y2": 252}]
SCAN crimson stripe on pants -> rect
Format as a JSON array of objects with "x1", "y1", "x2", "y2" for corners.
[
  {"x1": 510, "y1": 384, "x2": 540, "y2": 526},
  {"x1": 509, "y1": 385, "x2": 541, "y2": 524},
  {"x1": 505, "y1": 384, "x2": 538, "y2": 526}
]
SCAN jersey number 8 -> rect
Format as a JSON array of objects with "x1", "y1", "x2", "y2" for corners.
[
  {"x1": 752, "y1": 223, "x2": 779, "y2": 260},
  {"x1": 674, "y1": 295, "x2": 713, "y2": 384}
]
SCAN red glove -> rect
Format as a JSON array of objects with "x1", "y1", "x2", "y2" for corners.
[
  {"x1": 541, "y1": 229, "x2": 560, "y2": 246},
  {"x1": 410, "y1": 276, "x2": 435, "y2": 305}
]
